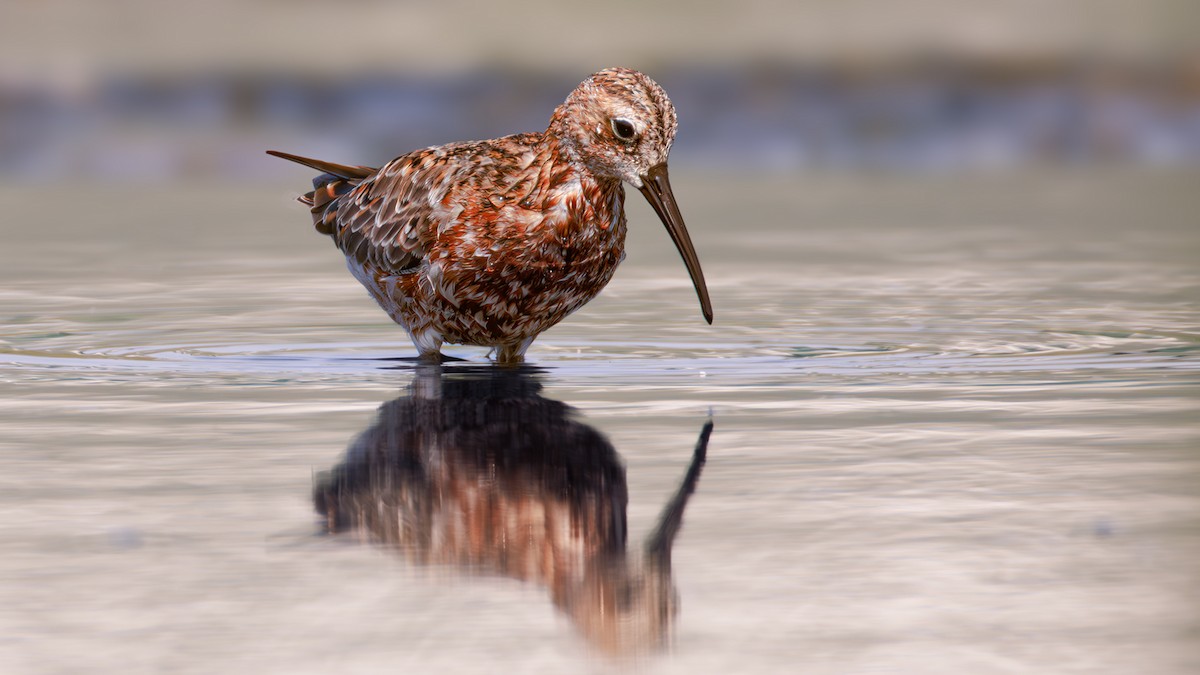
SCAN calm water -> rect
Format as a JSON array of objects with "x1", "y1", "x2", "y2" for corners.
[{"x1": 1, "y1": 169, "x2": 1198, "y2": 673}]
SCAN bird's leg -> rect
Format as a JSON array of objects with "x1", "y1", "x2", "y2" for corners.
[
  {"x1": 493, "y1": 345, "x2": 525, "y2": 365},
  {"x1": 417, "y1": 350, "x2": 445, "y2": 364},
  {"x1": 494, "y1": 337, "x2": 535, "y2": 365},
  {"x1": 408, "y1": 328, "x2": 444, "y2": 363}
]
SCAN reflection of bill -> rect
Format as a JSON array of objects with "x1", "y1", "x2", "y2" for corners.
[{"x1": 314, "y1": 365, "x2": 712, "y2": 654}]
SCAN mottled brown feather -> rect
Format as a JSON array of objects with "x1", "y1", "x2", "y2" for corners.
[{"x1": 267, "y1": 67, "x2": 707, "y2": 363}]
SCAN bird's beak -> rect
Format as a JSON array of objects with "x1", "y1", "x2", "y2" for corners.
[{"x1": 637, "y1": 163, "x2": 713, "y2": 324}]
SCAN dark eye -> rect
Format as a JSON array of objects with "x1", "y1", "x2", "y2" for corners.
[{"x1": 610, "y1": 118, "x2": 637, "y2": 141}]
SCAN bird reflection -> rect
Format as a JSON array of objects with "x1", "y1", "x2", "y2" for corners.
[{"x1": 313, "y1": 364, "x2": 711, "y2": 654}]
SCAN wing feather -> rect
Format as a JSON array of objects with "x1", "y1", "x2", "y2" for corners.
[
  {"x1": 272, "y1": 134, "x2": 545, "y2": 277},
  {"x1": 329, "y1": 154, "x2": 448, "y2": 273}
]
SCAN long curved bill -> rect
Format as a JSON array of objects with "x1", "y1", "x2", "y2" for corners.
[{"x1": 637, "y1": 163, "x2": 714, "y2": 324}]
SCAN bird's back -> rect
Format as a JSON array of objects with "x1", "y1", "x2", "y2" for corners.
[{"x1": 310, "y1": 133, "x2": 558, "y2": 274}]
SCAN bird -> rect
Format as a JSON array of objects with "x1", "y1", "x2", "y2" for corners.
[{"x1": 268, "y1": 67, "x2": 711, "y2": 364}]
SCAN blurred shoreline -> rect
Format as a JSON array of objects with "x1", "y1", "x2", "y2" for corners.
[
  {"x1": 4, "y1": 59, "x2": 1200, "y2": 182},
  {"x1": 6, "y1": 0, "x2": 1200, "y2": 180}
]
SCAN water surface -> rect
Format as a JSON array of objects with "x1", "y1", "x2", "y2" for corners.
[{"x1": 1, "y1": 170, "x2": 1197, "y2": 673}]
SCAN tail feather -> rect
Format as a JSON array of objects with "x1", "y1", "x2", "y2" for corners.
[
  {"x1": 266, "y1": 150, "x2": 375, "y2": 181},
  {"x1": 267, "y1": 150, "x2": 378, "y2": 235}
]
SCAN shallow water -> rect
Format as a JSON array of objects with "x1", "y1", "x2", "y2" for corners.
[{"x1": 1, "y1": 169, "x2": 1198, "y2": 673}]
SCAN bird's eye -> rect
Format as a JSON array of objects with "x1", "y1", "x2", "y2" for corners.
[{"x1": 610, "y1": 118, "x2": 637, "y2": 141}]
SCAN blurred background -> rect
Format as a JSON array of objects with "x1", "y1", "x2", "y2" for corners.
[
  {"x1": 3, "y1": 3, "x2": 1199, "y2": 674},
  {"x1": 3, "y1": 0, "x2": 1199, "y2": 181}
]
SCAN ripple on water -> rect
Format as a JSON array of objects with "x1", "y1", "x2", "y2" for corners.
[{"x1": 1, "y1": 326, "x2": 1197, "y2": 387}]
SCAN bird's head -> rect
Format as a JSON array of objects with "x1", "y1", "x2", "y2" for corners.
[
  {"x1": 549, "y1": 67, "x2": 712, "y2": 324},
  {"x1": 550, "y1": 66, "x2": 678, "y2": 187}
]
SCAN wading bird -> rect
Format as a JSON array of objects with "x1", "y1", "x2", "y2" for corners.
[{"x1": 269, "y1": 67, "x2": 711, "y2": 363}]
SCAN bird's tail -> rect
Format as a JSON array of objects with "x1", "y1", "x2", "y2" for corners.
[{"x1": 266, "y1": 150, "x2": 377, "y2": 235}]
